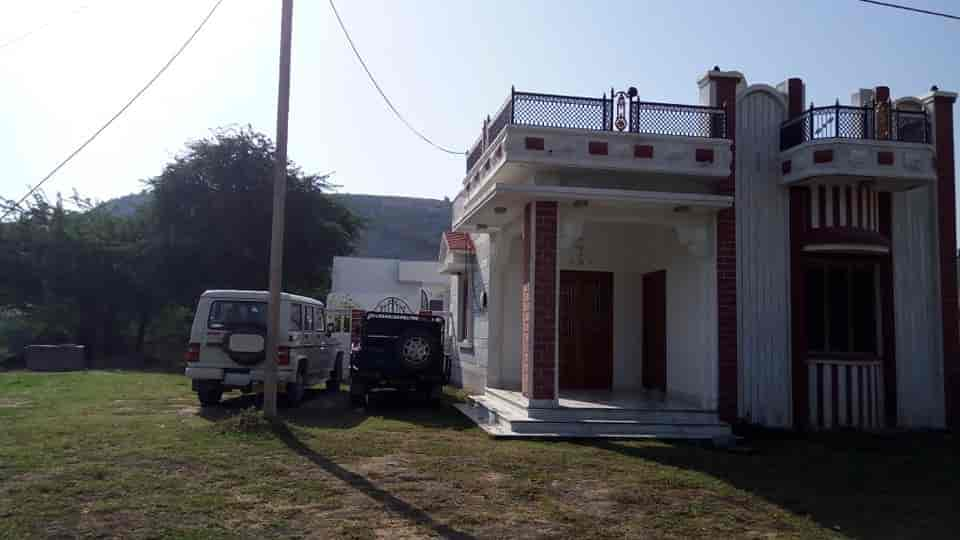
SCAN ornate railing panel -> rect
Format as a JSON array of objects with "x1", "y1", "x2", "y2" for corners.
[
  {"x1": 630, "y1": 101, "x2": 727, "y2": 139},
  {"x1": 780, "y1": 105, "x2": 930, "y2": 151},
  {"x1": 512, "y1": 92, "x2": 609, "y2": 131},
  {"x1": 465, "y1": 88, "x2": 729, "y2": 172}
]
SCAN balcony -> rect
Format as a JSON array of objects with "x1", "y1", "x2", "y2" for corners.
[
  {"x1": 456, "y1": 89, "x2": 733, "y2": 228},
  {"x1": 779, "y1": 104, "x2": 936, "y2": 191}
]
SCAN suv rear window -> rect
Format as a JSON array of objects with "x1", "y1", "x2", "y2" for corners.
[{"x1": 208, "y1": 301, "x2": 267, "y2": 329}]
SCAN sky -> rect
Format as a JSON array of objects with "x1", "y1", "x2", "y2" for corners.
[{"x1": 1, "y1": 0, "x2": 958, "y2": 209}]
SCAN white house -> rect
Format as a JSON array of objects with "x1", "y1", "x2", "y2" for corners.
[
  {"x1": 443, "y1": 68, "x2": 959, "y2": 438},
  {"x1": 326, "y1": 256, "x2": 449, "y2": 315}
]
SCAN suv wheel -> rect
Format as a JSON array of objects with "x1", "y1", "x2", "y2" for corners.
[
  {"x1": 198, "y1": 383, "x2": 223, "y2": 406},
  {"x1": 325, "y1": 356, "x2": 342, "y2": 392},
  {"x1": 284, "y1": 369, "x2": 305, "y2": 407}
]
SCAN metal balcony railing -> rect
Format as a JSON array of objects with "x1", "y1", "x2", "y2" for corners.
[
  {"x1": 780, "y1": 104, "x2": 930, "y2": 151},
  {"x1": 466, "y1": 88, "x2": 729, "y2": 172}
]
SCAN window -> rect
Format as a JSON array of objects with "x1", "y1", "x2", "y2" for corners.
[
  {"x1": 289, "y1": 303, "x2": 303, "y2": 331},
  {"x1": 317, "y1": 308, "x2": 327, "y2": 332},
  {"x1": 208, "y1": 301, "x2": 267, "y2": 329},
  {"x1": 428, "y1": 299, "x2": 444, "y2": 312},
  {"x1": 304, "y1": 306, "x2": 314, "y2": 331},
  {"x1": 805, "y1": 261, "x2": 878, "y2": 355},
  {"x1": 458, "y1": 273, "x2": 472, "y2": 342}
]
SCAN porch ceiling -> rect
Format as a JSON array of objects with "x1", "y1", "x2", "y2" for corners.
[{"x1": 453, "y1": 183, "x2": 732, "y2": 232}]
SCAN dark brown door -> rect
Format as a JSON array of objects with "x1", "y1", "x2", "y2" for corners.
[
  {"x1": 559, "y1": 271, "x2": 613, "y2": 390},
  {"x1": 642, "y1": 270, "x2": 667, "y2": 392}
]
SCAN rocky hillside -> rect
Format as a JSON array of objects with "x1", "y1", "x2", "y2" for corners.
[{"x1": 101, "y1": 192, "x2": 451, "y2": 261}]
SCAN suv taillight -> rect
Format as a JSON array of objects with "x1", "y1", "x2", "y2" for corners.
[
  {"x1": 277, "y1": 346, "x2": 290, "y2": 366},
  {"x1": 184, "y1": 343, "x2": 200, "y2": 363}
]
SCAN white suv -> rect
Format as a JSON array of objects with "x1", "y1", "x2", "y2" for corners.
[{"x1": 184, "y1": 290, "x2": 345, "y2": 406}]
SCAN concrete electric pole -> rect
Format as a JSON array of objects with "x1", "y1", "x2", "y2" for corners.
[{"x1": 263, "y1": 0, "x2": 294, "y2": 419}]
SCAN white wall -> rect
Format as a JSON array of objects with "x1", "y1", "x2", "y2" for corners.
[
  {"x1": 735, "y1": 85, "x2": 793, "y2": 427},
  {"x1": 448, "y1": 236, "x2": 491, "y2": 393},
  {"x1": 665, "y1": 252, "x2": 718, "y2": 409},
  {"x1": 892, "y1": 185, "x2": 945, "y2": 428},
  {"x1": 329, "y1": 256, "x2": 448, "y2": 312}
]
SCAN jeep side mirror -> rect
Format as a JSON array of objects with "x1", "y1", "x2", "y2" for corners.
[{"x1": 326, "y1": 322, "x2": 335, "y2": 337}]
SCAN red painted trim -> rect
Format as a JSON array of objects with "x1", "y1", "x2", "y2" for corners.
[
  {"x1": 814, "y1": 149, "x2": 834, "y2": 164},
  {"x1": 817, "y1": 364, "x2": 824, "y2": 428},
  {"x1": 931, "y1": 95, "x2": 960, "y2": 430},
  {"x1": 832, "y1": 186, "x2": 841, "y2": 227},
  {"x1": 857, "y1": 185, "x2": 865, "y2": 229},
  {"x1": 818, "y1": 186, "x2": 827, "y2": 228},
  {"x1": 790, "y1": 187, "x2": 809, "y2": 429},
  {"x1": 858, "y1": 365, "x2": 865, "y2": 426},
  {"x1": 832, "y1": 364, "x2": 840, "y2": 427},
  {"x1": 877, "y1": 151, "x2": 894, "y2": 166},
  {"x1": 844, "y1": 186, "x2": 853, "y2": 227},
  {"x1": 787, "y1": 78, "x2": 805, "y2": 119},
  {"x1": 846, "y1": 365, "x2": 853, "y2": 425},
  {"x1": 714, "y1": 77, "x2": 738, "y2": 423},
  {"x1": 802, "y1": 227, "x2": 890, "y2": 248},
  {"x1": 782, "y1": 160, "x2": 792, "y2": 174},
  {"x1": 524, "y1": 137, "x2": 545, "y2": 151},
  {"x1": 634, "y1": 144, "x2": 654, "y2": 159},
  {"x1": 588, "y1": 141, "x2": 608, "y2": 155},
  {"x1": 695, "y1": 148, "x2": 714, "y2": 163}
]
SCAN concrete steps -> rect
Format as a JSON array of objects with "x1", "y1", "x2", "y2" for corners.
[{"x1": 457, "y1": 391, "x2": 732, "y2": 440}]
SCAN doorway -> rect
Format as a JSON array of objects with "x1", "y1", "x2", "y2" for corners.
[
  {"x1": 558, "y1": 271, "x2": 613, "y2": 390},
  {"x1": 642, "y1": 270, "x2": 667, "y2": 392}
]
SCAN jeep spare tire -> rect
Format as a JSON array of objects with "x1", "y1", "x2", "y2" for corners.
[
  {"x1": 223, "y1": 324, "x2": 267, "y2": 366},
  {"x1": 396, "y1": 328, "x2": 435, "y2": 371}
]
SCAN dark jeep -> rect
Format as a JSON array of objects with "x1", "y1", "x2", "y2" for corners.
[{"x1": 349, "y1": 311, "x2": 449, "y2": 407}]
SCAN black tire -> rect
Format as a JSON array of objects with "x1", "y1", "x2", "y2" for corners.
[
  {"x1": 284, "y1": 368, "x2": 305, "y2": 407},
  {"x1": 325, "y1": 356, "x2": 342, "y2": 392},
  {"x1": 198, "y1": 383, "x2": 223, "y2": 406},
  {"x1": 350, "y1": 382, "x2": 367, "y2": 408},
  {"x1": 395, "y1": 328, "x2": 436, "y2": 372}
]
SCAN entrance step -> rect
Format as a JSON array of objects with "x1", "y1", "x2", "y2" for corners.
[{"x1": 458, "y1": 391, "x2": 732, "y2": 440}]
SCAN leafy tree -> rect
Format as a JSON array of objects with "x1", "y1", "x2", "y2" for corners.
[{"x1": 148, "y1": 126, "x2": 361, "y2": 305}]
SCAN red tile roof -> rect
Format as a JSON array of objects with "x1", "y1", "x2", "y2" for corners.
[{"x1": 443, "y1": 231, "x2": 474, "y2": 252}]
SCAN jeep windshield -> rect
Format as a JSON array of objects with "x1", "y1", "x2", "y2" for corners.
[{"x1": 207, "y1": 301, "x2": 267, "y2": 330}]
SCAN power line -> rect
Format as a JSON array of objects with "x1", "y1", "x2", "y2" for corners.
[
  {"x1": 857, "y1": 0, "x2": 960, "y2": 21},
  {"x1": 0, "y1": 3, "x2": 91, "y2": 51},
  {"x1": 327, "y1": 0, "x2": 464, "y2": 155},
  {"x1": 1, "y1": 0, "x2": 226, "y2": 222}
]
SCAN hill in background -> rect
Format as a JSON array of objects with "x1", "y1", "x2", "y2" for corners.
[{"x1": 100, "y1": 192, "x2": 452, "y2": 261}]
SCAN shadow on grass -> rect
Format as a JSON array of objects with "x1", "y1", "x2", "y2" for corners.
[
  {"x1": 578, "y1": 431, "x2": 958, "y2": 539},
  {"x1": 272, "y1": 422, "x2": 477, "y2": 540},
  {"x1": 196, "y1": 387, "x2": 475, "y2": 432}
]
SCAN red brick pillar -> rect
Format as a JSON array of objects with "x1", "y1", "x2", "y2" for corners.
[
  {"x1": 787, "y1": 77, "x2": 810, "y2": 429},
  {"x1": 521, "y1": 201, "x2": 558, "y2": 405},
  {"x1": 928, "y1": 90, "x2": 960, "y2": 430},
  {"x1": 702, "y1": 69, "x2": 742, "y2": 423}
]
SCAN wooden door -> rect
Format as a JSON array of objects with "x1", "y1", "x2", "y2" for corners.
[
  {"x1": 559, "y1": 271, "x2": 613, "y2": 390},
  {"x1": 642, "y1": 270, "x2": 667, "y2": 392}
]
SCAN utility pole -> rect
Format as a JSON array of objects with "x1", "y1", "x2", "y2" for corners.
[{"x1": 263, "y1": 0, "x2": 294, "y2": 419}]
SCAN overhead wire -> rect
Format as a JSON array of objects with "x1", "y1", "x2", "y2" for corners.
[
  {"x1": 856, "y1": 0, "x2": 960, "y2": 21},
  {"x1": 0, "y1": 3, "x2": 91, "y2": 51},
  {"x1": 327, "y1": 0, "x2": 464, "y2": 155},
  {"x1": 1, "y1": 0, "x2": 227, "y2": 221}
]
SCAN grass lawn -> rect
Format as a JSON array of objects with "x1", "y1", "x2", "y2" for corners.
[{"x1": 1, "y1": 371, "x2": 957, "y2": 539}]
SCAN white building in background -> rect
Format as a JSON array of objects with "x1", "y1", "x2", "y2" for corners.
[{"x1": 326, "y1": 256, "x2": 449, "y2": 315}]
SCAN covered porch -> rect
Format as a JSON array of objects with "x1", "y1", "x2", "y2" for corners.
[{"x1": 453, "y1": 182, "x2": 733, "y2": 438}]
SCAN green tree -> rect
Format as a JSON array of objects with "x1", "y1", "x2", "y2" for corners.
[{"x1": 147, "y1": 126, "x2": 361, "y2": 306}]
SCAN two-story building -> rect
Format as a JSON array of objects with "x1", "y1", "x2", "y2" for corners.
[{"x1": 442, "y1": 67, "x2": 958, "y2": 438}]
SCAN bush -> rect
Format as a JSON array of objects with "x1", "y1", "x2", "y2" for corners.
[{"x1": 216, "y1": 408, "x2": 276, "y2": 436}]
